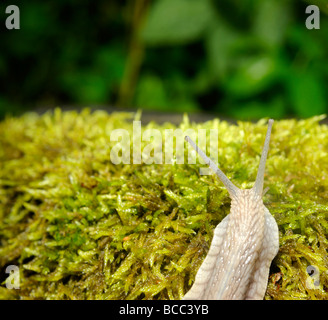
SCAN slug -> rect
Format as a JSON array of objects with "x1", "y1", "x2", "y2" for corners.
[{"x1": 183, "y1": 119, "x2": 279, "y2": 300}]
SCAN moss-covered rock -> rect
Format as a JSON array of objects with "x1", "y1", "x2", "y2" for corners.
[{"x1": 0, "y1": 109, "x2": 328, "y2": 299}]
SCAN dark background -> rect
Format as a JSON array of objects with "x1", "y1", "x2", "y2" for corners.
[{"x1": 0, "y1": 0, "x2": 327, "y2": 120}]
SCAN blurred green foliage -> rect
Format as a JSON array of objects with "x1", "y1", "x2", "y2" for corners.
[{"x1": 0, "y1": 0, "x2": 327, "y2": 119}]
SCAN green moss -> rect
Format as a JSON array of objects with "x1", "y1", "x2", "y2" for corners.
[{"x1": 1, "y1": 109, "x2": 328, "y2": 299}]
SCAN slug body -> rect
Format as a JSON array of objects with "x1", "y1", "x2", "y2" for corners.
[{"x1": 183, "y1": 120, "x2": 279, "y2": 300}]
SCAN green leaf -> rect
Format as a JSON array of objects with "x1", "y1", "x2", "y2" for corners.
[
  {"x1": 253, "y1": 0, "x2": 291, "y2": 48},
  {"x1": 135, "y1": 74, "x2": 198, "y2": 112},
  {"x1": 95, "y1": 45, "x2": 125, "y2": 83},
  {"x1": 287, "y1": 71, "x2": 326, "y2": 117},
  {"x1": 225, "y1": 55, "x2": 277, "y2": 98},
  {"x1": 142, "y1": 0, "x2": 213, "y2": 45},
  {"x1": 60, "y1": 71, "x2": 109, "y2": 104},
  {"x1": 205, "y1": 21, "x2": 238, "y2": 80},
  {"x1": 135, "y1": 74, "x2": 168, "y2": 109}
]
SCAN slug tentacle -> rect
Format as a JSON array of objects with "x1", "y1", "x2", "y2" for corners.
[
  {"x1": 253, "y1": 119, "x2": 274, "y2": 196},
  {"x1": 184, "y1": 135, "x2": 240, "y2": 199}
]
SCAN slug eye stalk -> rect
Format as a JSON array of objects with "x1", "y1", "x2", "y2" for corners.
[
  {"x1": 253, "y1": 119, "x2": 274, "y2": 196},
  {"x1": 184, "y1": 135, "x2": 239, "y2": 198},
  {"x1": 185, "y1": 119, "x2": 274, "y2": 198}
]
